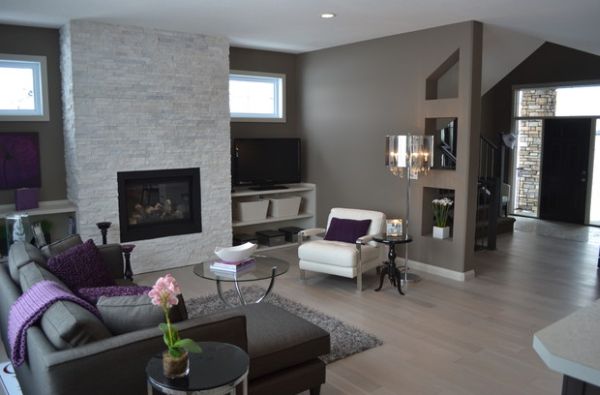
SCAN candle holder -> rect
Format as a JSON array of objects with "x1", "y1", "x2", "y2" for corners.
[
  {"x1": 96, "y1": 222, "x2": 112, "y2": 245},
  {"x1": 121, "y1": 244, "x2": 135, "y2": 281}
]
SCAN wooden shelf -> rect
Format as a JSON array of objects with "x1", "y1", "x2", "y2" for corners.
[
  {"x1": 233, "y1": 213, "x2": 313, "y2": 227},
  {"x1": 232, "y1": 183, "x2": 315, "y2": 198},
  {"x1": 0, "y1": 200, "x2": 76, "y2": 218},
  {"x1": 422, "y1": 234, "x2": 454, "y2": 242},
  {"x1": 231, "y1": 183, "x2": 316, "y2": 246},
  {"x1": 255, "y1": 242, "x2": 299, "y2": 252}
]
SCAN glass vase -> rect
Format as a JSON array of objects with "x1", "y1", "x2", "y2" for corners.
[{"x1": 162, "y1": 351, "x2": 189, "y2": 378}]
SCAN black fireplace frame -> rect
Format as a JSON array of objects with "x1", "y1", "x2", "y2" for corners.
[{"x1": 117, "y1": 168, "x2": 202, "y2": 242}]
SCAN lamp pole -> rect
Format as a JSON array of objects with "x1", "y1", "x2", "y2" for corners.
[
  {"x1": 405, "y1": 158, "x2": 411, "y2": 286},
  {"x1": 403, "y1": 135, "x2": 422, "y2": 284}
]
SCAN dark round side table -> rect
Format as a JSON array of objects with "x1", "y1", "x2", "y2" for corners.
[
  {"x1": 146, "y1": 342, "x2": 249, "y2": 395},
  {"x1": 372, "y1": 234, "x2": 413, "y2": 295}
]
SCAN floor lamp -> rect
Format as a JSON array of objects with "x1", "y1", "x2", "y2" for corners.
[{"x1": 385, "y1": 134, "x2": 434, "y2": 282}]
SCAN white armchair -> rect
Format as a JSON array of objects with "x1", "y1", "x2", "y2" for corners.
[{"x1": 298, "y1": 208, "x2": 386, "y2": 291}]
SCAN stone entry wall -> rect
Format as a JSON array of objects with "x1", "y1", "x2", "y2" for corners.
[{"x1": 515, "y1": 89, "x2": 556, "y2": 215}]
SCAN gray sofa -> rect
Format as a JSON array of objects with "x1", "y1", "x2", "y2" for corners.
[{"x1": 0, "y1": 239, "x2": 329, "y2": 395}]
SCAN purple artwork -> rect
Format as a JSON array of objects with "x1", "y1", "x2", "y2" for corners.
[{"x1": 0, "y1": 133, "x2": 41, "y2": 189}]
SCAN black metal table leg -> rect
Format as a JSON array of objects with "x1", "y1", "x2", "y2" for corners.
[
  {"x1": 372, "y1": 234, "x2": 412, "y2": 295},
  {"x1": 375, "y1": 265, "x2": 389, "y2": 291},
  {"x1": 394, "y1": 266, "x2": 405, "y2": 295}
]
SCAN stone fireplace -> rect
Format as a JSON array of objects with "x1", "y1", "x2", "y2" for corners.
[
  {"x1": 117, "y1": 168, "x2": 202, "y2": 242},
  {"x1": 60, "y1": 21, "x2": 231, "y2": 273}
]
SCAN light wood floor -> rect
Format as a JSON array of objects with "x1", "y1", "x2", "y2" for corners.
[
  {"x1": 2, "y1": 223, "x2": 598, "y2": 395},
  {"x1": 135, "y1": 225, "x2": 600, "y2": 395}
]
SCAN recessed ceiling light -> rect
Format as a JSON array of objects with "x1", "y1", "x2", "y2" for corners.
[{"x1": 320, "y1": 12, "x2": 336, "y2": 19}]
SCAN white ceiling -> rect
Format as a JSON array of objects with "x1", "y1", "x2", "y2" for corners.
[{"x1": 1, "y1": 0, "x2": 600, "y2": 55}]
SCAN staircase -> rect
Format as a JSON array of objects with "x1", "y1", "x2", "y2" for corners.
[{"x1": 475, "y1": 136, "x2": 515, "y2": 250}]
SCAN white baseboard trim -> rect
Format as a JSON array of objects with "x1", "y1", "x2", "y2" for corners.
[{"x1": 407, "y1": 259, "x2": 475, "y2": 282}]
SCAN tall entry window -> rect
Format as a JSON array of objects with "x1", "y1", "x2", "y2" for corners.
[{"x1": 512, "y1": 84, "x2": 600, "y2": 224}]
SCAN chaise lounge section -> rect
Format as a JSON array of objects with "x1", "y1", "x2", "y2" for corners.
[{"x1": 0, "y1": 239, "x2": 329, "y2": 395}]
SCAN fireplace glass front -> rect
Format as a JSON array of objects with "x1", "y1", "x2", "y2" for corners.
[{"x1": 118, "y1": 168, "x2": 201, "y2": 242}]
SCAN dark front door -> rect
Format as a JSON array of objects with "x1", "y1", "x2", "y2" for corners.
[{"x1": 540, "y1": 118, "x2": 592, "y2": 223}]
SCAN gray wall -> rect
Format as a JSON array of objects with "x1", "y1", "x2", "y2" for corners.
[
  {"x1": 0, "y1": 24, "x2": 66, "y2": 204},
  {"x1": 298, "y1": 21, "x2": 482, "y2": 273},
  {"x1": 230, "y1": 47, "x2": 298, "y2": 138},
  {"x1": 481, "y1": 25, "x2": 542, "y2": 95}
]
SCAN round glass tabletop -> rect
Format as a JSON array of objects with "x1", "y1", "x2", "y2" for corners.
[
  {"x1": 146, "y1": 342, "x2": 249, "y2": 392},
  {"x1": 193, "y1": 256, "x2": 290, "y2": 282}
]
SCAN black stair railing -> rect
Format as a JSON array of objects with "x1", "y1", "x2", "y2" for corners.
[
  {"x1": 476, "y1": 136, "x2": 501, "y2": 250},
  {"x1": 439, "y1": 141, "x2": 457, "y2": 167}
]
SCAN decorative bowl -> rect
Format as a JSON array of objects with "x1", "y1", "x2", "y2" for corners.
[{"x1": 214, "y1": 242, "x2": 257, "y2": 263}]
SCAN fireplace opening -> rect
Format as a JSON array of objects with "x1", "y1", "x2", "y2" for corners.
[{"x1": 117, "y1": 168, "x2": 201, "y2": 242}]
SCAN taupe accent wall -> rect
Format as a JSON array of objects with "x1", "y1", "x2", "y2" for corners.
[
  {"x1": 230, "y1": 47, "x2": 298, "y2": 138},
  {"x1": 0, "y1": 24, "x2": 66, "y2": 204},
  {"x1": 481, "y1": 42, "x2": 600, "y2": 183},
  {"x1": 298, "y1": 21, "x2": 483, "y2": 273},
  {"x1": 481, "y1": 42, "x2": 600, "y2": 142}
]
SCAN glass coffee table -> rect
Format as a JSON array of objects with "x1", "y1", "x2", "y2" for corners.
[{"x1": 193, "y1": 256, "x2": 289, "y2": 307}]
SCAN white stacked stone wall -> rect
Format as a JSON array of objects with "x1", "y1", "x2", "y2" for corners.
[
  {"x1": 60, "y1": 21, "x2": 231, "y2": 273},
  {"x1": 515, "y1": 88, "x2": 556, "y2": 215}
]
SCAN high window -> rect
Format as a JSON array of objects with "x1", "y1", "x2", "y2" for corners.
[
  {"x1": 0, "y1": 54, "x2": 49, "y2": 121},
  {"x1": 229, "y1": 71, "x2": 285, "y2": 122}
]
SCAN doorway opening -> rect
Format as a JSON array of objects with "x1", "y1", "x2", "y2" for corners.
[
  {"x1": 591, "y1": 119, "x2": 600, "y2": 226},
  {"x1": 512, "y1": 84, "x2": 600, "y2": 224}
]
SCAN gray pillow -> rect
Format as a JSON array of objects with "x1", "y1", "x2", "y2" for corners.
[
  {"x1": 8, "y1": 242, "x2": 47, "y2": 284},
  {"x1": 97, "y1": 294, "x2": 187, "y2": 335},
  {"x1": 41, "y1": 300, "x2": 112, "y2": 349},
  {"x1": 19, "y1": 262, "x2": 67, "y2": 292},
  {"x1": 17, "y1": 261, "x2": 111, "y2": 350},
  {"x1": 41, "y1": 234, "x2": 83, "y2": 259}
]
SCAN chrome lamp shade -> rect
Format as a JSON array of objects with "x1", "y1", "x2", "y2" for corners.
[{"x1": 385, "y1": 134, "x2": 434, "y2": 179}]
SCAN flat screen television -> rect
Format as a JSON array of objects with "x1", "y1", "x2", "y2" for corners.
[{"x1": 232, "y1": 138, "x2": 301, "y2": 189}]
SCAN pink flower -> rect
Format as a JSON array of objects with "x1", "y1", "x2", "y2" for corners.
[{"x1": 148, "y1": 274, "x2": 181, "y2": 308}]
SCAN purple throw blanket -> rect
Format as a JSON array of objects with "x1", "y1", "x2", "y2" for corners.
[{"x1": 8, "y1": 280, "x2": 101, "y2": 367}]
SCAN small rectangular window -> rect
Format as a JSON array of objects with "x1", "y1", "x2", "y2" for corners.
[
  {"x1": 229, "y1": 71, "x2": 285, "y2": 122},
  {"x1": 0, "y1": 54, "x2": 49, "y2": 121}
]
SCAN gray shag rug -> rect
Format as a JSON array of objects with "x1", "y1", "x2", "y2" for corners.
[{"x1": 186, "y1": 286, "x2": 382, "y2": 364}]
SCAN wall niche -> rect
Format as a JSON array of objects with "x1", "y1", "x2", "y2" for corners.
[
  {"x1": 422, "y1": 187, "x2": 455, "y2": 239},
  {"x1": 425, "y1": 117, "x2": 458, "y2": 170},
  {"x1": 425, "y1": 49, "x2": 459, "y2": 100}
]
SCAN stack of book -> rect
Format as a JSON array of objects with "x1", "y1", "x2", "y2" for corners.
[{"x1": 209, "y1": 258, "x2": 256, "y2": 275}]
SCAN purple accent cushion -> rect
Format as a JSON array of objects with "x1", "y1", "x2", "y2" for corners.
[
  {"x1": 324, "y1": 217, "x2": 372, "y2": 244},
  {"x1": 77, "y1": 285, "x2": 152, "y2": 304},
  {"x1": 46, "y1": 239, "x2": 115, "y2": 290}
]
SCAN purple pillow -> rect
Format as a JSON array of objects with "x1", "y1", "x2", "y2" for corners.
[
  {"x1": 324, "y1": 217, "x2": 372, "y2": 244},
  {"x1": 47, "y1": 239, "x2": 115, "y2": 290},
  {"x1": 77, "y1": 286, "x2": 152, "y2": 304}
]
